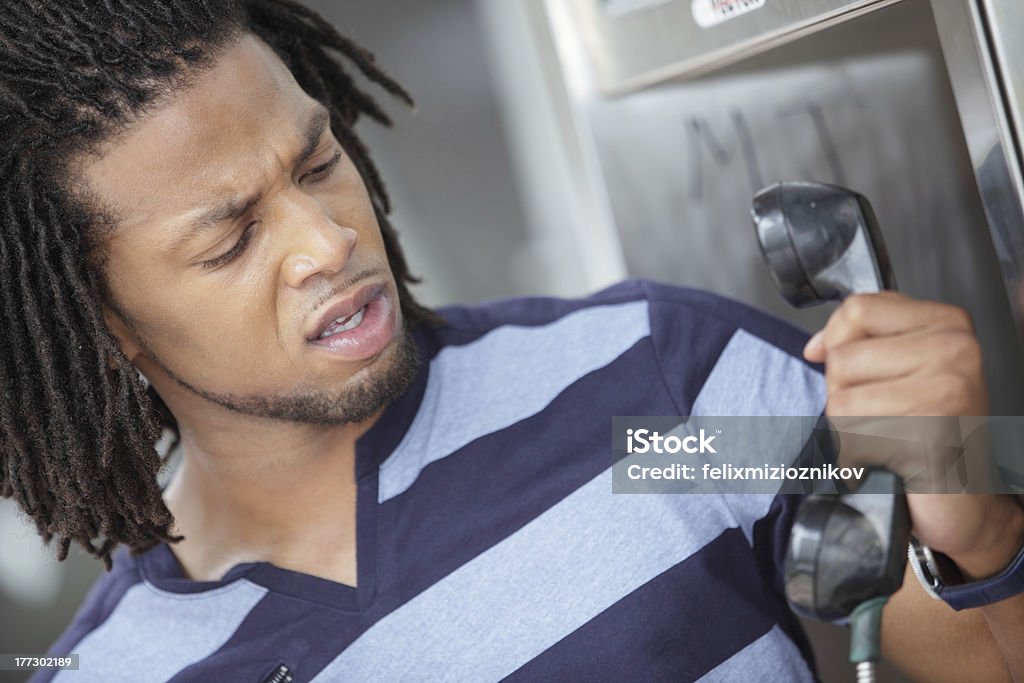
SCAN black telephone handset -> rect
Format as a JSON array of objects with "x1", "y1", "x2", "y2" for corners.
[{"x1": 752, "y1": 182, "x2": 912, "y2": 681}]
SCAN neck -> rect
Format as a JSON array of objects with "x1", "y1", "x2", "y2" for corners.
[{"x1": 160, "y1": 401, "x2": 383, "y2": 581}]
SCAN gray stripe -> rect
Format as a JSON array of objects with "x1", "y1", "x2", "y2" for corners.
[
  {"x1": 691, "y1": 329, "x2": 825, "y2": 542},
  {"x1": 314, "y1": 323, "x2": 824, "y2": 680},
  {"x1": 312, "y1": 467, "x2": 736, "y2": 682},
  {"x1": 378, "y1": 300, "x2": 650, "y2": 502},
  {"x1": 691, "y1": 329, "x2": 826, "y2": 418},
  {"x1": 53, "y1": 580, "x2": 267, "y2": 682},
  {"x1": 696, "y1": 625, "x2": 815, "y2": 682}
]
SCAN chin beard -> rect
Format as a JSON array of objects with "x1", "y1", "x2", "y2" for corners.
[{"x1": 151, "y1": 328, "x2": 421, "y2": 425}]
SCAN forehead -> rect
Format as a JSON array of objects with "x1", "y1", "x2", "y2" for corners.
[{"x1": 80, "y1": 33, "x2": 319, "y2": 230}]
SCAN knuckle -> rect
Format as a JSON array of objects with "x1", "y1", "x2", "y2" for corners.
[
  {"x1": 841, "y1": 295, "x2": 871, "y2": 326},
  {"x1": 821, "y1": 309, "x2": 842, "y2": 338}
]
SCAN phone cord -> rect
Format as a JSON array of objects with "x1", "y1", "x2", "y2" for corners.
[{"x1": 849, "y1": 595, "x2": 888, "y2": 683}]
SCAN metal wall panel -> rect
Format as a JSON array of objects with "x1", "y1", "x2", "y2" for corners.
[
  {"x1": 571, "y1": 0, "x2": 901, "y2": 92},
  {"x1": 549, "y1": 0, "x2": 1024, "y2": 412}
]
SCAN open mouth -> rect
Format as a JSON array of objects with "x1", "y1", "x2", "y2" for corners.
[
  {"x1": 307, "y1": 285, "x2": 396, "y2": 361},
  {"x1": 317, "y1": 306, "x2": 367, "y2": 339}
]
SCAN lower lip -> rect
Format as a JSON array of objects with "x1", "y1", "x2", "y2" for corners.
[{"x1": 309, "y1": 288, "x2": 396, "y2": 361}]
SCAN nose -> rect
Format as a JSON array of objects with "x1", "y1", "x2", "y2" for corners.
[{"x1": 281, "y1": 194, "x2": 358, "y2": 289}]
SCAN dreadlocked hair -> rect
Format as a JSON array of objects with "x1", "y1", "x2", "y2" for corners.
[{"x1": 0, "y1": 0, "x2": 441, "y2": 570}]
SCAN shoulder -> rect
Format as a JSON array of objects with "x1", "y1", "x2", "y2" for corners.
[
  {"x1": 428, "y1": 278, "x2": 823, "y2": 416},
  {"x1": 432, "y1": 278, "x2": 654, "y2": 341},
  {"x1": 630, "y1": 279, "x2": 825, "y2": 416},
  {"x1": 30, "y1": 548, "x2": 144, "y2": 682},
  {"x1": 433, "y1": 277, "x2": 811, "y2": 353},
  {"x1": 632, "y1": 278, "x2": 814, "y2": 362},
  {"x1": 31, "y1": 544, "x2": 274, "y2": 683}
]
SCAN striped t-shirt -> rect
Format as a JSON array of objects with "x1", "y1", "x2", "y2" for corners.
[{"x1": 36, "y1": 278, "x2": 827, "y2": 682}]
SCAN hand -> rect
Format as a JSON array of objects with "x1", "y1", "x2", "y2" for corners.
[
  {"x1": 803, "y1": 292, "x2": 1024, "y2": 578},
  {"x1": 803, "y1": 292, "x2": 985, "y2": 416}
]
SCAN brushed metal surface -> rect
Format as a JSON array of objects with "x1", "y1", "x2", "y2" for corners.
[
  {"x1": 931, "y1": 0, "x2": 1024, "y2": 403},
  {"x1": 567, "y1": 0, "x2": 901, "y2": 93},
  {"x1": 544, "y1": 0, "x2": 1024, "y2": 412}
]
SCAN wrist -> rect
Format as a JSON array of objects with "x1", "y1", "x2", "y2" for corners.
[{"x1": 948, "y1": 497, "x2": 1024, "y2": 580}]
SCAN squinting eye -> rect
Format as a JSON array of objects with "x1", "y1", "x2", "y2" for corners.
[
  {"x1": 304, "y1": 151, "x2": 343, "y2": 183},
  {"x1": 201, "y1": 222, "x2": 258, "y2": 269}
]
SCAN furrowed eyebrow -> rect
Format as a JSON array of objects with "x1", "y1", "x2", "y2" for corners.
[
  {"x1": 296, "y1": 105, "x2": 331, "y2": 167},
  {"x1": 168, "y1": 104, "x2": 332, "y2": 255}
]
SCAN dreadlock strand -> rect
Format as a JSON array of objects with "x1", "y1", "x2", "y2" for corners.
[
  {"x1": 0, "y1": 186, "x2": 51, "y2": 455},
  {"x1": 17, "y1": 183, "x2": 103, "y2": 550},
  {"x1": 314, "y1": 49, "x2": 395, "y2": 127},
  {"x1": 333, "y1": 122, "x2": 391, "y2": 212},
  {"x1": 0, "y1": 198, "x2": 49, "y2": 522},
  {"x1": 40, "y1": 191, "x2": 118, "y2": 466},
  {"x1": 376, "y1": 210, "x2": 442, "y2": 327},
  {"x1": 260, "y1": 0, "x2": 414, "y2": 108},
  {"x1": 32, "y1": 186, "x2": 99, "y2": 439},
  {"x1": 30, "y1": 189, "x2": 112, "y2": 532},
  {"x1": 247, "y1": 0, "x2": 409, "y2": 123},
  {"x1": 16, "y1": 179, "x2": 78, "y2": 450}
]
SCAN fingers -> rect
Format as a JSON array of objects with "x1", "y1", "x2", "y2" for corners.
[
  {"x1": 804, "y1": 292, "x2": 975, "y2": 362},
  {"x1": 802, "y1": 293, "x2": 984, "y2": 412},
  {"x1": 826, "y1": 375, "x2": 978, "y2": 491},
  {"x1": 826, "y1": 371, "x2": 983, "y2": 418},
  {"x1": 821, "y1": 328, "x2": 982, "y2": 396}
]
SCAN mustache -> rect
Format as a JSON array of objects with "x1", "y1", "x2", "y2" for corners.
[{"x1": 309, "y1": 266, "x2": 387, "y2": 314}]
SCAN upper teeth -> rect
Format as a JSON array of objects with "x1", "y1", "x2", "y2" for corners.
[{"x1": 318, "y1": 306, "x2": 365, "y2": 339}]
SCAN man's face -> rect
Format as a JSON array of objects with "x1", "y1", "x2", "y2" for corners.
[{"x1": 80, "y1": 34, "x2": 417, "y2": 425}]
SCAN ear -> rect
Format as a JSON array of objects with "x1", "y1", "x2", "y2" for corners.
[{"x1": 101, "y1": 305, "x2": 143, "y2": 366}]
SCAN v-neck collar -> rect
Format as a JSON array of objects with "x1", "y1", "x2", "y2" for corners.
[
  {"x1": 353, "y1": 323, "x2": 435, "y2": 480},
  {"x1": 138, "y1": 323, "x2": 436, "y2": 613}
]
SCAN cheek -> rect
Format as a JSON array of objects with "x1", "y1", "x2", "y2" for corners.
[
  {"x1": 168, "y1": 278, "x2": 278, "y2": 362},
  {"x1": 106, "y1": 247, "x2": 277, "y2": 361},
  {"x1": 103, "y1": 244, "x2": 191, "y2": 343}
]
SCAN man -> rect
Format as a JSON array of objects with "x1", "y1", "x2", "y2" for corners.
[{"x1": 0, "y1": 1, "x2": 1020, "y2": 681}]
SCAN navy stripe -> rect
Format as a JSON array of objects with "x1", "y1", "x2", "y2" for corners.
[
  {"x1": 435, "y1": 279, "x2": 651, "y2": 347},
  {"x1": 367, "y1": 291, "x2": 823, "y2": 612},
  {"x1": 378, "y1": 299, "x2": 651, "y2": 502},
  {"x1": 697, "y1": 626, "x2": 815, "y2": 682},
  {"x1": 374, "y1": 340, "x2": 662, "y2": 610},
  {"x1": 504, "y1": 526, "x2": 814, "y2": 682},
  {"x1": 309, "y1": 468, "x2": 739, "y2": 681},
  {"x1": 643, "y1": 280, "x2": 820, "y2": 418}
]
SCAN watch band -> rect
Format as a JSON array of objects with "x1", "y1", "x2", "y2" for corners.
[{"x1": 908, "y1": 536, "x2": 1024, "y2": 610}]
